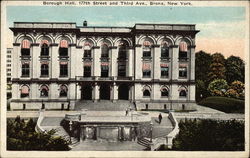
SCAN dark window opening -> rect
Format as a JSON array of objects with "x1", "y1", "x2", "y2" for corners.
[
  {"x1": 161, "y1": 47, "x2": 169, "y2": 58},
  {"x1": 101, "y1": 45, "x2": 109, "y2": 58},
  {"x1": 179, "y1": 90, "x2": 187, "y2": 97},
  {"x1": 21, "y1": 93, "x2": 29, "y2": 98},
  {"x1": 60, "y1": 85, "x2": 68, "y2": 97},
  {"x1": 143, "y1": 70, "x2": 151, "y2": 78},
  {"x1": 40, "y1": 88, "x2": 48, "y2": 97},
  {"x1": 118, "y1": 64, "x2": 126, "y2": 77},
  {"x1": 84, "y1": 66, "x2": 91, "y2": 77},
  {"x1": 21, "y1": 49, "x2": 30, "y2": 56},
  {"x1": 101, "y1": 66, "x2": 109, "y2": 77},
  {"x1": 161, "y1": 89, "x2": 169, "y2": 97},
  {"x1": 41, "y1": 64, "x2": 49, "y2": 77},
  {"x1": 60, "y1": 64, "x2": 68, "y2": 77},
  {"x1": 143, "y1": 90, "x2": 150, "y2": 97},
  {"x1": 22, "y1": 64, "x2": 30, "y2": 77},
  {"x1": 179, "y1": 67, "x2": 187, "y2": 78},
  {"x1": 161, "y1": 67, "x2": 169, "y2": 78},
  {"x1": 179, "y1": 51, "x2": 187, "y2": 59},
  {"x1": 143, "y1": 50, "x2": 151, "y2": 58},
  {"x1": 41, "y1": 43, "x2": 49, "y2": 56},
  {"x1": 59, "y1": 48, "x2": 68, "y2": 57},
  {"x1": 84, "y1": 50, "x2": 91, "y2": 58},
  {"x1": 118, "y1": 47, "x2": 127, "y2": 59}
]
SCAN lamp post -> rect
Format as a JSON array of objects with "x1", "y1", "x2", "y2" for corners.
[
  {"x1": 69, "y1": 121, "x2": 73, "y2": 144},
  {"x1": 150, "y1": 121, "x2": 153, "y2": 142}
]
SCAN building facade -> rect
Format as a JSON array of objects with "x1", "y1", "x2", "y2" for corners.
[
  {"x1": 10, "y1": 22, "x2": 199, "y2": 110},
  {"x1": 7, "y1": 48, "x2": 13, "y2": 99}
]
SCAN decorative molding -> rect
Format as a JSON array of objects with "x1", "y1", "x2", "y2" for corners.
[{"x1": 13, "y1": 43, "x2": 20, "y2": 46}]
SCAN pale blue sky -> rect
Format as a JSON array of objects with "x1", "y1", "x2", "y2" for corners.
[{"x1": 6, "y1": 6, "x2": 246, "y2": 58}]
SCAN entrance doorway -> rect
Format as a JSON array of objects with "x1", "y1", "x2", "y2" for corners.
[
  {"x1": 100, "y1": 84, "x2": 110, "y2": 100},
  {"x1": 81, "y1": 85, "x2": 92, "y2": 100},
  {"x1": 118, "y1": 84, "x2": 129, "y2": 100}
]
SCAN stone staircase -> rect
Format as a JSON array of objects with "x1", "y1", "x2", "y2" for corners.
[{"x1": 137, "y1": 138, "x2": 151, "y2": 149}]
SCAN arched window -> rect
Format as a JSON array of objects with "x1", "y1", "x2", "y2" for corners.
[
  {"x1": 143, "y1": 89, "x2": 151, "y2": 97},
  {"x1": 59, "y1": 40, "x2": 68, "y2": 57},
  {"x1": 143, "y1": 41, "x2": 151, "y2": 58},
  {"x1": 21, "y1": 40, "x2": 30, "y2": 56},
  {"x1": 40, "y1": 85, "x2": 49, "y2": 97},
  {"x1": 161, "y1": 41, "x2": 169, "y2": 58},
  {"x1": 59, "y1": 85, "x2": 68, "y2": 97},
  {"x1": 40, "y1": 40, "x2": 49, "y2": 56},
  {"x1": 179, "y1": 41, "x2": 188, "y2": 59},
  {"x1": 161, "y1": 88, "x2": 169, "y2": 97},
  {"x1": 179, "y1": 90, "x2": 187, "y2": 97},
  {"x1": 41, "y1": 64, "x2": 49, "y2": 77},
  {"x1": 118, "y1": 42, "x2": 127, "y2": 59},
  {"x1": 20, "y1": 85, "x2": 29, "y2": 98},
  {"x1": 101, "y1": 44, "x2": 109, "y2": 58},
  {"x1": 21, "y1": 63, "x2": 30, "y2": 77}
]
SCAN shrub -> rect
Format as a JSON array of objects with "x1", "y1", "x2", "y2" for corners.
[
  {"x1": 7, "y1": 117, "x2": 70, "y2": 150},
  {"x1": 208, "y1": 79, "x2": 228, "y2": 96},
  {"x1": 172, "y1": 119, "x2": 244, "y2": 151},
  {"x1": 198, "y1": 96, "x2": 244, "y2": 113}
]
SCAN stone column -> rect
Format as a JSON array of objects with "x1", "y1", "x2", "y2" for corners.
[
  {"x1": 12, "y1": 83, "x2": 19, "y2": 100},
  {"x1": 128, "y1": 48, "x2": 134, "y2": 77},
  {"x1": 49, "y1": 83, "x2": 58, "y2": 99},
  {"x1": 75, "y1": 46, "x2": 83, "y2": 77},
  {"x1": 93, "y1": 83, "x2": 100, "y2": 102},
  {"x1": 31, "y1": 44, "x2": 39, "y2": 78},
  {"x1": 153, "y1": 45, "x2": 161, "y2": 79},
  {"x1": 12, "y1": 44, "x2": 20, "y2": 78},
  {"x1": 69, "y1": 44, "x2": 76, "y2": 78},
  {"x1": 190, "y1": 46, "x2": 195, "y2": 81},
  {"x1": 51, "y1": 44, "x2": 59, "y2": 78},
  {"x1": 111, "y1": 47, "x2": 118, "y2": 78},
  {"x1": 135, "y1": 46, "x2": 142, "y2": 80},
  {"x1": 171, "y1": 45, "x2": 179, "y2": 80},
  {"x1": 93, "y1": 47, "x2": 101, "y2": 78},
  {"x1": 76, "y1": 83, "x2": 81, "y2": 100},
  {"x1": 30, "y1": 83, "x2": 38, "y2": 99},
  {"x1": 112, "y1": 83, "x2": 118, "y2": 102}
]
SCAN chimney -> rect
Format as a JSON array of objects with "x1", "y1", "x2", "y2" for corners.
[{"x1": 83, "y1": 20, "x2": 87, "y2": 27}]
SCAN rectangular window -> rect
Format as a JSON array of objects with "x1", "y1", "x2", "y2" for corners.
[
  {"x1": 101, "y1": 65, "x2": 109, "y2": 77},
  {"x1": 161, "y1": 48, "x2": 169, "y2": 58},
  {"x1": 22, "y1": 64, "x2": 30, "y2": 77},
  {"x1": 41, "y1": 65, "x2": 49, "y2": 77},
  {"x1": 59, "y1": 48, "x2": 68, "y2": 57},
  {"x1": 60, "y1": 64, "x2": 68, "y2": 77},
  {"x1": 84, "y1": 50, "x2": 91, "y2": 58},
  {"x1": 161, "y1": 67, "x2": 169, "y2": 78},
  {"x1": 84, "y1": 66, "x2": 91, "y2": 77},
  {"x1": 143, "y1": 70, "x2": 151, "y2": 78},
  {"x1": 21, "y1": 49, "x2": 30, "y2": 56},
  {"x1": 143, "y1": 51, "x2": 151, "y2": 57},
  {"x1": 179, "y1": 51, "x2": 187, "y2": 59},
  {"x1": 118, "y1": 64, "x2": 126, "y2": 77},
  {"x1": 179, "y1": 67, "x2": 187, "y2": 78}
]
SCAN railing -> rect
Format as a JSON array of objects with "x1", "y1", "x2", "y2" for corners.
[
  {"x1": 165, "y1": 112, "x2": 179, "y2": 149},
  {"x1": 35, "y1": 109, "x2": 46, "y2": 133}
]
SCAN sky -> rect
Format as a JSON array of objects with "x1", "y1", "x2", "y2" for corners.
[{"x1": 6, "y1": 5, "x2": 247, "y2": 59}]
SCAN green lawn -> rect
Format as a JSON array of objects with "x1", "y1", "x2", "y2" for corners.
[{"x1": 198, "y1": 96, "x2": 244, "y2": 113}]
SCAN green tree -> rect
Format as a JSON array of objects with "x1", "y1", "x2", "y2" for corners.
[
  {"x1": 172, "y1": 119, "x2": 244, "y2": 151},
  {"x1": 226, "y1": 80, "x2": 245, "y2": 99},
  {"x1": 7, "y1": 117, "x2": 70, "y2": 151},
  {"x1": 208, "y1": 53, "x2": 226, "y2": 82},
  {"x1": 196, "y1": 80, "x2": 210, "y2": 102},
  {"x1": 208, "y1": 79, "x2": 228, "y2": 96},
  {"x1": 225, "y1": 56, "x2": 245, "y2": 84},
  {"x1": 195, "y1": 51, "x2": 212, "y2": 84}
]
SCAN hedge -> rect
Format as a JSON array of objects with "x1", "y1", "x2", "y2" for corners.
[{"x1": 198, "y1": 96, "x2": 244, "y2": 113}]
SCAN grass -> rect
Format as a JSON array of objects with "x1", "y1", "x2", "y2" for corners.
[{"x1": 198, "y1": 96, "x2": 244, "y2": 113}]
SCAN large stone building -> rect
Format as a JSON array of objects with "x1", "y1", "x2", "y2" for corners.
[{"x1": 10, "y1": 21, "x2": 199, "y2": 110}]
